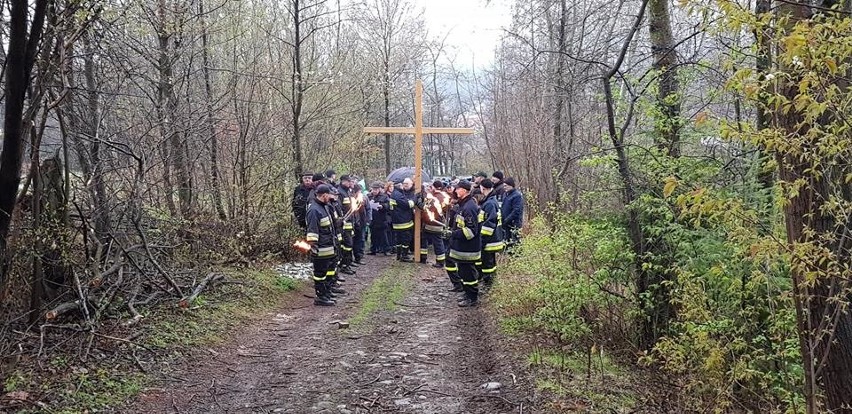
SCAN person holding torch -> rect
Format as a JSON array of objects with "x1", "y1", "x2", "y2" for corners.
[{"x1": 305, "y1": 184, "x2": 344, "y2": 306}]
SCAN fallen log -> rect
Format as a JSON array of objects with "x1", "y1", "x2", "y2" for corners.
[
  {"x1": 44, "y1": 300, "x2": 82, "y2": 320},
  {"x1": 178, "y1": 272, "x2": 224, "y2": 308}
]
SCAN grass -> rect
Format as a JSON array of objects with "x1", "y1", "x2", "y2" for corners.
[
  {"x1": 6, "y1": 267, "x2": 304, "y2": 413},
  {"x1": 524, "y1": 347, "x2": 640, "y2": 413},
  {"x1": 348, "y1": 262, "x2": 414, "y2": 328}
]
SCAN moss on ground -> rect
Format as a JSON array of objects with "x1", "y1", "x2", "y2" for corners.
[{"x1": 348, "y1": 263, "x2": 413, "y2": 328}]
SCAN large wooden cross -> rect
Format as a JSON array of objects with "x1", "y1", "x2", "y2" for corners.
[{"x1": 363, "y1": 79, "x2": 474, "y2": 263}]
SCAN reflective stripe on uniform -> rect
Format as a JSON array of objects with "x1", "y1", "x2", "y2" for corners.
[
  {"x1": 393, "y1": 221, "x2": 414, "y2": 230},
  {"x1": 342, "y1": 198, "x2": 351, "y2": 204},
  {"x1": 478, "y1": 211, "x2": 485, "y2": 222},
  {"x1": 420, "y1": 249, "x2": 429, "y2": 255},
  {"x1": 449, "y1": 249, "x2": 480, "y2": 261},
  {"x1": 343, "y1": 222, "x2": 354, "y2": 230},
  {"x1": 342, "y1": 246, "x2": 353, "y2": 251},
  {"x1": 408, "y1": 200, "x2": 415, "y2": 208},
  {"x1": 337, "y1": 234, "x2": 343, "y2": 241},
  {"x1": 462, "y1": 227, "x2": 474, "y2": 240},
  {"x1": 444, "y1": 265, "x2": 458, "y2": 271},
  {"x1": 306, "y1": 233, "x2": 319, "y2": 241},
  {"x1": 481, "y1": 267, "x2": 496, "y2": 274},
  {"x1": 315, "y1": 246, "x2": 336, "y2": 257},
  {"x1": 424, "y1": 224, "x2": 444, "y2": 233},
  {"x1": 320, "y1": 217, "x2": 331, "y2": 227},
  {"x1": 436, "y1": 254, "x2": 446, "y2": 261},
  {"x1": 481, "y1": 226, "x2": 494, "y2": 236},
  {"x1": 484, "y1": 241, "x2": 505, "y2": 252},
  {"x1": 462, "y1": 279, "x2": 479, "y2": 286},
  {"x1": 325, "y1": 270, "x2": 336, "y2": 276}
]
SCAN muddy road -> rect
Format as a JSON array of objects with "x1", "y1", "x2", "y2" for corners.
[{"x1": 133, "y1": 255, "x2": 538, "y2": 413}]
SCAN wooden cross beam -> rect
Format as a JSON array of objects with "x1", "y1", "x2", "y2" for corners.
[{"x1": 363, "y1": 79, "x2": 474, "y2": 263}]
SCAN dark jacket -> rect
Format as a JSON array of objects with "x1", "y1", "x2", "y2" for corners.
[
  {"x1": 449, "y1": 195, "x2": 481, "y2": 262},
  {"x1": 305, "y1": 197, "x2": 338, "y2": 258},
  {"x1": 369, "y1": 192, "x2": 390, "y2": 228},
  {"x1": 480, "y1": 192, "x2": 505, "y2": 251},
  {"x1": 338, "y1": 184, "x2": 356, "y2": 231},
  {"x1": 389, "y1": 187, "x2": 415, "y2": 230},
  {"x1": 493, "y1": 181, "x2": 506, "y2": 203},
  {"x1": 292, "y1": 184, "x2": 312, "y2": 227},
  {"x1": 501, "y1": 188, "x2": 524, "y2": 230}
]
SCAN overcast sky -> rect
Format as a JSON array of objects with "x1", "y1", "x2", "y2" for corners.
[{"x1": 416, "y1": 0, "x2": 513, "y2": 68}]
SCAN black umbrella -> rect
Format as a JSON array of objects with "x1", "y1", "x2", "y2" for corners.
[{"x1": 386, "y1": 166, "x2": 432, "y2": 184}]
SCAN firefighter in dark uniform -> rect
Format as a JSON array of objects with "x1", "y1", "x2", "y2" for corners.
[
  {"x1": 291, "y1": 172, "x2": 313, "y2": 230},
  {"x1": 444, "y1": 182, "x2": 462, "y2": 292},
  {"x1": 305, "y1": 184, "x2": 344, "y2": 306},
  {"x1": 446, "y1": 180, "x2": 482, "y2": 307},
  {"x1": 419, "y1": 181, "x2": 450, "y2": 268},
  {"x1": 477, "y1": 180, "x2": 505, "y2": 288},
  {"x1": 337, "y1": 175, "x2": 357, "y2": 275},
  {"x1": 390, "y1": 178, "x2": 418, "y2": 262}
]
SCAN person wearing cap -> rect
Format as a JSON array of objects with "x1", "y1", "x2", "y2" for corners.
[
  {"x1": 337, "y1": 175, "x2": 357, "y2": 274},
  {"x1": 305, "y1": 184, "x2": 345, "y2": 306},
  {"x1": 501, "y1": 177, "x2": 524, "y2": 249},
  {"x1": 477, "y1": 180, "x2": 505, "y2": 287},
  {"x1": 491, "y1": 171, "x2": 506, "y2": 202},
  {"x1": 390, "y1": 178, "x2": 417, "y2": 262},
  {"x1": 368, "y1": 181, "x2": 391, "y2": 255},
  {"x1": 418, "y1": 181, "x2": 449, "y2": 268},
  {"x1": 292, "y1": 172, "x2": 314, "y2": 230},
  {"x1": 447, "y1": 180, "x2": 482, "y2": 307},
  {"x1": 472, "y1": 171, "x2": 488, "y2": 191}
]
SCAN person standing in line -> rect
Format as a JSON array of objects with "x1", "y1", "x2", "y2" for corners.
[
  {"x1": 305, "y1": 184, "x2": 344, "y2": 306},
  {"x1": 352, "y1": 181, "x2": 368, "y2": 265},
  {"x1": 390, "y1": 178, "x2": 419, "y2": 262},
  {"x1": 336, "y1": 175, "x2": 357, "y2": 274},
  {"x1": 367, "y1": 181, "x2": 390, "y2": 255},
  {"x1": 447, "y1": 181, "x2": 482, "y2": 307},
  {"x1": 477, "y1": 180, "x2": 505, "y2": 289},
  {"x1": 501, "y1": 177, "x2": 524, "y2": 250},
  {"x1": 291, "y1": 172, "x2": 313, "y2": 230}
]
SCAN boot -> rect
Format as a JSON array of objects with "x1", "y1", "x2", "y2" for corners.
[
  {"x1": 314, "y1": 282, "x2": 335, "y2": 306},
  {"x1": 447, "y1": 282, "x2": 464, "y2": 292},
  {"x1": 432, "y1": 261, "x2": 445, "y2": 269},
  {"x1": 396, "y1": 246, "x2": 402, "y2": 261},
  {"x1": 458, "y1": 292, "x2": 479, "y2": 307},
  {"x1": 330, "y1": 284, "x2": 347, "y2": 295},
  {"x1": 399, "y1": 246, "x2": 413, "y2": 263},
  {"x1": 355, "y1": 257, "x2": 366, "y2": 265},
  {"x1": 341, "y1": 266, "x2": 356, "y2": 275}
]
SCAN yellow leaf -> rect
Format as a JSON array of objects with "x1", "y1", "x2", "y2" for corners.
[
  {"x1": 826, "y1": 57, "x2": 837, "y2": 73},
  {"x1": 663, "y1": 177, "x2": 678, "y2": 198}
]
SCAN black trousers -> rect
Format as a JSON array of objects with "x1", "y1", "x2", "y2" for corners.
[
  {"x1": 445, "y1": 258, "x2": 461, "y2": 284},
  {"x1": 370, "y1": 225, "x2": 389, "y2": 253},
  {"x1": 341, "y1": 227, "x2": 354, "y2": 266},
  {"x1": 420, "y1": 232, "x2": 447, "y2": 263},
  {"x1": 478, "y1": 250, "x2": 497, "y2": 283},
  {"x1": 393, "y1": 228, "x2": 413, "y2": 250},
  {"x1": 458, "y1": 261, "x2": 479, "y2": 299},
  {"x1": 312, "y1": 255, "x2": 337, "y2": 297}
]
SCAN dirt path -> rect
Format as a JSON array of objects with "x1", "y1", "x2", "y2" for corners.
[{"x1": 133, "y1": 255, "x2": 538, "y2": 413}]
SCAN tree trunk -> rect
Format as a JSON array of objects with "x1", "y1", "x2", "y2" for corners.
[
  {"x1": 649, "y1": 0, "x2": 680, "y2": 156},
  {"x1": 199, "y1": 0, "x2": 227, "y2": 220},
  {"x1": 754, "y1": 0, "x2": 774, "y2": 190},
  {"x1": 291, "y1": 0, "x2": 305, "y2": 177},
  {"x1": 83, "y1": 34, "x2": 111, "y2": 242},
  {"x1": 0, "y1": 0, "x2": 49, "y2": 295},
  {"x1": 383, "y1": 59, "x2": 391, "y2": 175}
]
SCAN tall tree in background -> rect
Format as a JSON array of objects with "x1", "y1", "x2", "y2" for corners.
[{"x1": 0, "y1": 0, "x2": 51, "y2": 290}]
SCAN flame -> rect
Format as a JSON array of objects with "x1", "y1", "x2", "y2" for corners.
[
  {"x1": 292, "y1": 240, "x2": 311, "y2": 253},
  {"x1": 423, "y1": 192, "x2": 441, "y2": 224}
]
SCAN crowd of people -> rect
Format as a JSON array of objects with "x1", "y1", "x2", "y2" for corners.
[{"x1": 292, "y1": 169, "x2": 525, "y2": 307}]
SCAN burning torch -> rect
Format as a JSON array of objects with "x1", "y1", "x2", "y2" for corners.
[{"x1": 292, "y1": 240, "x2": 312, "y2": 253}]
